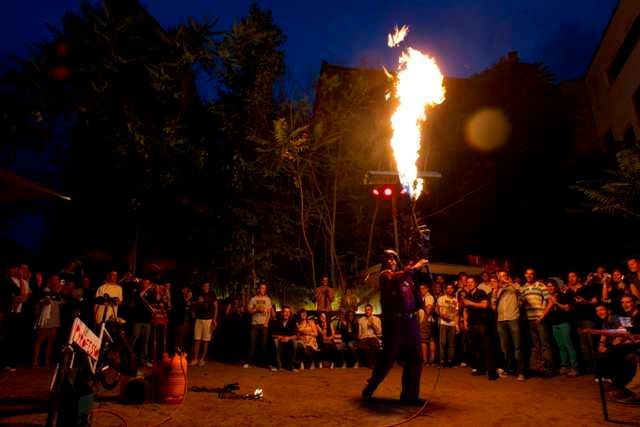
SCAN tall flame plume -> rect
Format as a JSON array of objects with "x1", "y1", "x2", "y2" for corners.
[{"x1": 388, "y1": 28, "x2": 445, "y2": 200}]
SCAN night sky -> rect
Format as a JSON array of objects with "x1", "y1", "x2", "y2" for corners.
[
  {"x1": 2, "y1": 0, "x2": 618, "y2": 92},
  {"x1": 0, "y1": 0, "x2": 619, "y2": 251}
]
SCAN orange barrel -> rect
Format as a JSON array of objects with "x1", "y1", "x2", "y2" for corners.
[{"x1": 157, "y1": 352, "x2": 188, "y2": 404}]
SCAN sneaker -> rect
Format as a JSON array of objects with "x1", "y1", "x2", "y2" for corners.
[
  {"x1": 567, "y1": 369, "x2": 578, "y2": 377},
  {"x1": 460, "y1": 362, "x2": 467, "y2": 367},
  {"x1": 145, "y1": 361, "x2": 153, "y2": 368},
  {"x1": 559, "y1": 367, "x2": 569, "y2": 375},
  {"x1": 188, "y1": 360, "x2": 198, "y2": 367},
  {"x1": 497, "y1": 368, "x2": 505, "y2": 375},
  {"x1": 198, "y1": 359, "x2": 206, "y2": 367},
  {"x1": 292, "y1": 368, "x2": 299, "y2": 373},
  {"x1": 516, "y1": 374, "x2": 526, "y2": 381},
  {"x1": 242, "y1": 363, "x2": 250, "y2": 369},
  {"x1": 270, "y1": 366, "x2": 278, "y2": 372},
  {"x1": 309, "y1": 365, "x2": 315, "y2": 370}
]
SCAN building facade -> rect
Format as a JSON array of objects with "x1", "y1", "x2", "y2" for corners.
[{"x1": 586, "y1": 0, "x2": 640, "y2": 146}]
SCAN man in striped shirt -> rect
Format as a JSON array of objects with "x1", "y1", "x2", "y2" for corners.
[{"x1": 520, "y1": 268, "x2": 554, "y2": 375}]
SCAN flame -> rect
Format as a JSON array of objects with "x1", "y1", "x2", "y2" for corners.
[
  {"x1": 387, "y1": 25, "x2": 409, "y2": 48},
  {"x1": 388, "y1": 35, "x2": 445, "y2": 200}
]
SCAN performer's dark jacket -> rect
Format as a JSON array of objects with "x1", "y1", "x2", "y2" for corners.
[{"x1": 379, "y1": 266, "x2": 422, "y2": 332}]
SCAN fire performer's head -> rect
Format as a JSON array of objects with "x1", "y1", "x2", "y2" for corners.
[{"x1": 382, "y1": 249, "x2": 401, "y2": 272}]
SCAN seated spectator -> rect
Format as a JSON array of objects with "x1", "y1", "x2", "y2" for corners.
[
  {"x1": 32, "y1": 275, "x2": 65, "y2": 367},
  {"x1": 296, "y1": 308, "x2": 319, "y2": 369},
  {"x1": 357, "y1": 304, "x2": 382, "y2": 368},
  {"x1": 595, "y1": 303, "x2": 622, "y2": 354},
  {"x1": 316, "y1": 311, "x2": 341, "y2": 368},
  {"x1": 437, "y1": 283, "x2": 459, "y2": 368},
  {"x1": 339, "y1": 288, "x2": 359, "y2": 313},
  {"x1": 336, "y1": 310, "x2": 359, "y2": 367},
  {"x1": 190, "y1": 282, "x2": 218, "y2": 367},
  {"x1": 595, "y1": 296, "x2": 640, "y2": 405},
  {"x1": 270, "y1": 305, "x2": 299, "y2": 371},
  {"x1": 542, "y1": 279, "x2": 578, "y2": 377}
]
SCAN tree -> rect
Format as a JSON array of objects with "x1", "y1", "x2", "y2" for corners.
[
  {"x1": 572, "y1": 148, "x2": 640, "y2": 219},
  {"x1": 210, "y1": 3, "x2": 294, "y2": 288},
  {"x1": 1, "y1": 0, "x2": 217, "y2": 266}
]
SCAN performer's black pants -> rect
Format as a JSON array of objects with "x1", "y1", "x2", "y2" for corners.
[{"x1": 368, "y1": 316, "x2": 422, "y2": 400}]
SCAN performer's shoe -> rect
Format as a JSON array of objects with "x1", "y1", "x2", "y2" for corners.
[
  {"x1": 361, "y1": 382, "x2": 376, "y2": 400},
  {"x1": 400, "y1": 397, "x2": 426, "y2": 406}
]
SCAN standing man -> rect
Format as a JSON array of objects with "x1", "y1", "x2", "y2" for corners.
[
  {"x1": 437, "y1": 283, "x2": 459, "y2": 367},
  {"x1": 315, "y1": 276, "x2": 335, "y2": 313},
  {"x1": 493, "y1": 270, "x2": 525, "y2": 381},
  {"x1": 418, "y1": 283, "x2": 436, "y2": 365},
  {"x1": 362, "y1": 250, "x2": 428, "y2": 405},
  {"x1": 244, "y1": 281, "x2": 273, "y2": 368},
  {"x1": 94, "y1": 271, "x2": 123, "y2": 325},
  {"x1": 357, "y1": 304, "x2": 382, "y2": 367},
  {"x1": 462, "y1": 276, "x2": 498, "y2": 380},
  {"x1": 520, "y1": 268, "x2": 553, "y2": 375},
  {"x1": 190, "y1": 282, "x2": 217, "y2": 366}
]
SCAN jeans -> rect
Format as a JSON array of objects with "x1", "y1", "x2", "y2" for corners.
[
  {"x1": 577, "y1": 320, "x2": 596, "y2": 373},
  {"x1": 528, "y1": 319, "x2": 553, "y2": 372},
  {"x1": 130, "y1": 323, "x2": 151, "y2": 361},
  {"x1": 439, "y1": 324, "x2": 456, "y2": 365},
  {"x1": 552, "y1": 323, "x2": 577, "y2": 369},
  {"x1": 497, "y1": 320, "x2": 525, "y2": 374},
  {"x1": 273, "y1": 338, "x2": 298, "y2": 369},
  {"x1": 248, "y1": 324, "x2": 269, "y2": 365}
]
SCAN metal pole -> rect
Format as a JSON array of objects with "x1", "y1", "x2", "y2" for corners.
[{"x1": 391, "y1": 194, "x2": 400, "y2": 257}]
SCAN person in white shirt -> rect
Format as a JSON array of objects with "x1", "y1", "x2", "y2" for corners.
[
  {"x1": 418, "y1": 283, "x2": 436, "y2": 365},
  {"x1": 437, "y1": 283, "x2": 459, "y2": 367},
  {"x1": 94, "y1": 271, "x2": 123, "y2": 324},
  {"x1": 357, "y1": 304, "x2": 382, "y2": 367}
]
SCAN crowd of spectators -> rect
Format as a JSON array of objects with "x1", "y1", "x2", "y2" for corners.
[{"x1": 0, "y1": 258, "x2": 639, "y2": 404}]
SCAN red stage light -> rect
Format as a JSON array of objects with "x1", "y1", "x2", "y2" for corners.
[
  {"x1": 372, "y1": 188, "x2": 380, "y2": 196},
  {"x1": 384, "y1": 187, "x2": 393, "y2": 197}
]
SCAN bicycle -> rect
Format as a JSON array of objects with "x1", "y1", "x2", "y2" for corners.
[{"x1": 46, "y1": 296, "x2": 136, "y2": 427}]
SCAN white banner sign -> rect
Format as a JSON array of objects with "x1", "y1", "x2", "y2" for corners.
[{"x1": 70, "y1": 317, "x2": 101, "y2": 361}]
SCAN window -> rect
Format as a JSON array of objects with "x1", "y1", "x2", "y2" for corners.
[{"x1": 608, "y1": 15, "x2": 640, "y2": 83}]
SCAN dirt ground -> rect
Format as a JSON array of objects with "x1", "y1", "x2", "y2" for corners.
[{"x1": 0, "y1": 363, "x2": 638, "y2": 427}]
